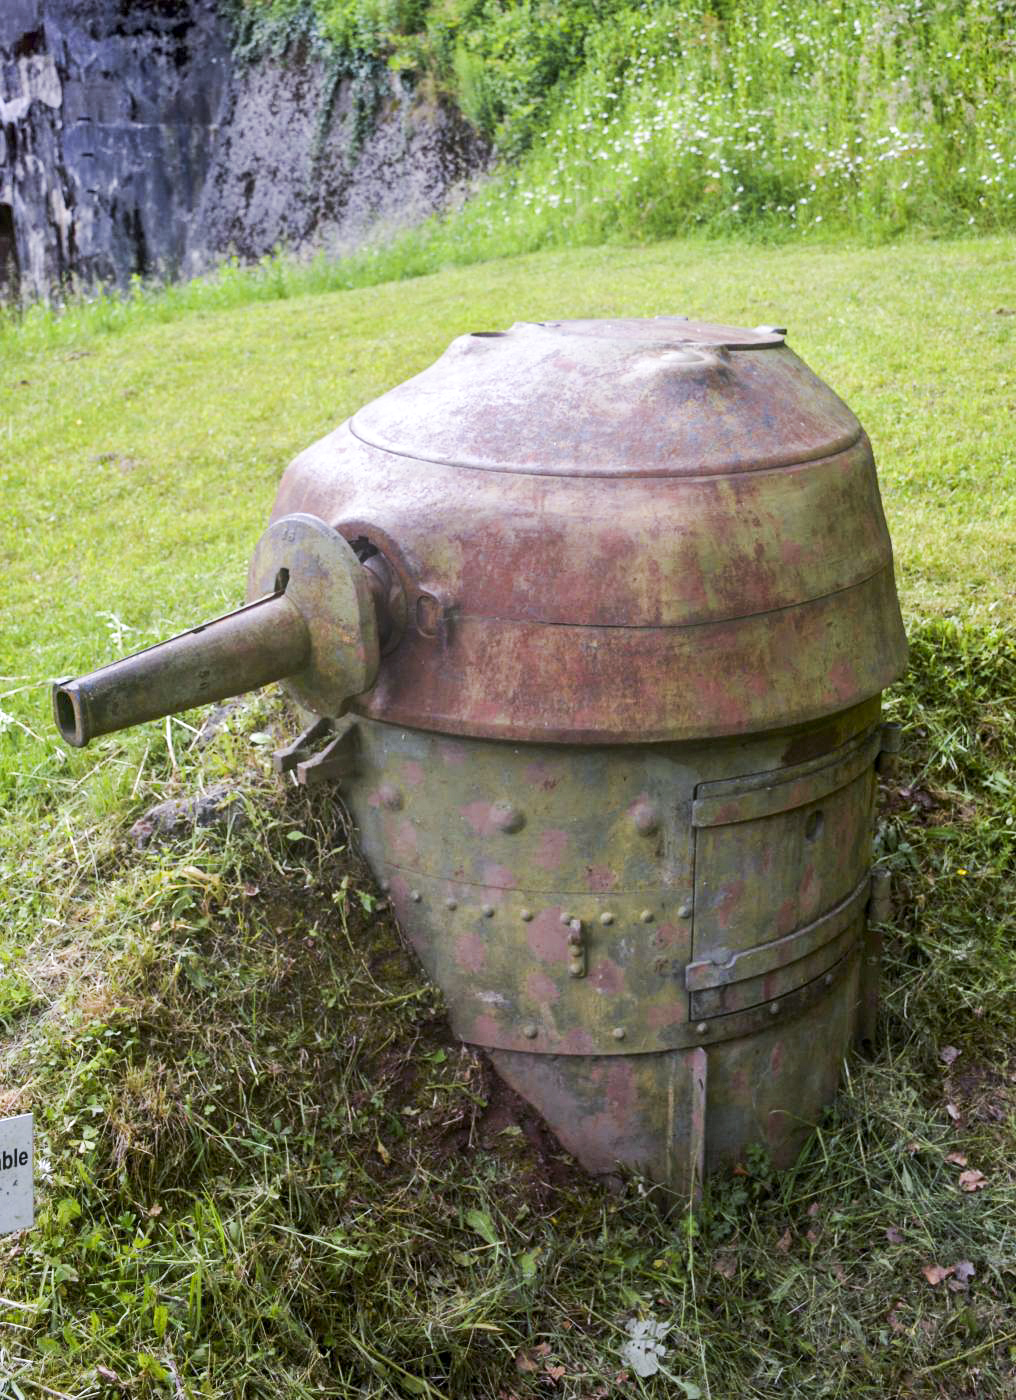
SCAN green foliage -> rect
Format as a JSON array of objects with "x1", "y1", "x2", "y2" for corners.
[{"x1": 234, "y1": 0, "x2": 1015, "y2": 241}]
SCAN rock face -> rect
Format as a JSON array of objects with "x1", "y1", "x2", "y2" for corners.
[{"x1": 0, "y1": 0, "x2": 486, "y2": 299}]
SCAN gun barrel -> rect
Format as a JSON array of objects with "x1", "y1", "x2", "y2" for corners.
[{"x1": 53, "y1": 591, "x2": 309, "y2": 747}]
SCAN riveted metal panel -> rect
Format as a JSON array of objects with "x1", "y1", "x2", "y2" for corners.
[
  {"x1": 383, "y1": 873, "x2": 694, "y2": 1056},
  {"x1": 690, "y1": 727, "x2": 879, "y2": 960},
  {"x1": 348, "y1": 722, "x2": 697, "y2": 896},
  {"x1": 487, "y1": 951, "x2": 861, "y2": 1191}
]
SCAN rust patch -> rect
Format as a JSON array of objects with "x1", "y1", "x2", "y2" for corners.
[
  {"x1": 526, "y1": 969, "x2": 561, "y2": 1005},
  {"x1": 585, "y1": 864, "x2": 618, "y2": 893},
  {"x1": 533, "y1": 828, "x2": 570, "y2": 871},
  {"x1": 457, "y1": 931, "x2": 488, "y2": 975}
]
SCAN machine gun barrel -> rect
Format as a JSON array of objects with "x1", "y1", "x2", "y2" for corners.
[{"x1": 53, "y1": 590, "x2": 309, "y2": 747}]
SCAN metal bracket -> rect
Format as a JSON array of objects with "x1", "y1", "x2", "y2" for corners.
[
  {"x1": 877, "y1": 721, "x2": 903, "y2": 778},
  {"x1": 566, "y1": 918, "x2": 586, "y2": 979},
  {"x1": 272, "y1": 716, "x2": 333, "y2": 775},
  {"x1": 692, "y1": 727, "x2": 882, "y2": 828},
  {"x1": 688, "y1": 1047, "x2": 708, "y2": 1209},
  {"x1": 867, "y1": 865, "x2": 892, "y2": 925},
  {"x1": 685, "y1": 878, "x2": 869, "y2": 993},
  {"x1": 859, "y1": 865, "x2": 891, "y2": 1048},
  {"x1": 272, "y1": 715, "x2": 360, "y2": 787},
  {"x1": 295, "y1": 717, "x2": 360, "y2": 787}
]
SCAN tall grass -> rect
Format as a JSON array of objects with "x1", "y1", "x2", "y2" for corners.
[
  {"x1": 445, "y1": 0, "x2": 1015, "y2": 249},
  {"x1": 1, "y1": 0, "x2": 1012, "y2": 348},
  {"x1": 261, "y1": 0, "x2": 1016, "y2": 241}
]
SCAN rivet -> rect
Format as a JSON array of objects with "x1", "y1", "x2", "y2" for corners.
[
  {"x1": 491, "y1": 802, "x2": 525, "y2": 833},
  {"x1": 600, "y1": 911, "x2": 614, "y2": 926},
  {"x1": 520, "y1": 908, "x2": 533, "y2": 922},
  {"x1": 824, "y1": 972, "x2": 834, "y2": 987},
  {"x1": 631, "y1": 801, "x2": 660, "y2": 836},
  {"x1": 696, "y1": 1022, "x2": 709, "y2": 1036},
  {"x1": 612, "y1": 1026, "x2": 626, "y2": 1041},
  {"x1": 639, "y1": 909, "x2": 654, "y2": 923},
  {"x1": 445, "y1": 897, "x2": 458, "y2": 911},
  {"x1": 522, "y1": 1023, "x2": 538, "y2": 1039},
  {"x1": 770, "y1": 1001, "x2": 780, "y2": 1016},
  {"x1": 481, "y1": 904, "x2": 495, "y2": 918},
  {"x1": 560, "y1": 911, "x2": 574, "y2": 925},
  {"x1": 569, "y1": 963, "x2": 584, "y2": 978},
  {"x1": 410, "y1": 890, "x2": 421, "y2": 903},
  {"x1": 678, "y1": 903, "x2": 693, "y2": 920}
]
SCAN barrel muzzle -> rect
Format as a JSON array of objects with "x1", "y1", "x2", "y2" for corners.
[{"x1": 53, "y1": 514, "x2": 381, "y2": 747}]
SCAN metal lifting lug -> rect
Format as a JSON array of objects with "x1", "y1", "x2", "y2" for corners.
[
  {"x1": 295, "y1": 717, "x2": 360, "y2": 788},
  {"x1": 877, "y1": 721, "x2": 904, "y2": 778},
  {"x1": 272, "y1": 716, "x2": 334, "y2": 775}
]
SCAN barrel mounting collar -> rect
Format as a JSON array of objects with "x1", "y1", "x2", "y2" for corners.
[{"x1": 248, "y1": 513, "x2": 380, "y2": 717}]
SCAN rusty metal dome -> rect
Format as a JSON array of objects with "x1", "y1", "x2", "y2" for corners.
[{"x1": 269, "y1": 317, "x2": 906, "y2": 744}]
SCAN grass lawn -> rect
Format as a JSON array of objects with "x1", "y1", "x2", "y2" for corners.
[{"x1": 1, "y1": 234, "x2": 1014, "y2": 1397}]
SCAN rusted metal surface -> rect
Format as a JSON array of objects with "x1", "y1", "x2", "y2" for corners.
[
  {"x1": 859, "y1": 866, "x2": 892, "y2": 1048},
  {"x1": 53, "y1": 315, "x2": 908, "y2": 1197},
  {"x1": 270, "y1": 321, "x2": 906, "y2": 743},
  {"x1": 349, "y1": 319, "x2": 856, "y2": 477},
  {"x1": 488, "y1": 959, "x2": 859, "y2": 1191},
  {"x1": 344, "y1": 704, "x2": 880, "y2": 1060},
  {"x1": 53, "y1": 591, "x2": 309, "y2": 747}
]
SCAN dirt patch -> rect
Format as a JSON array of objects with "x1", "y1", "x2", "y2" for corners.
[{"x1": 944, "y1": 1059, "x2": 1015, "y2": 1127}]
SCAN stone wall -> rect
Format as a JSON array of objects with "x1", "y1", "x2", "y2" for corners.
[{"x1": 0, "y1": 0, "x2": 486, "y2": 299}]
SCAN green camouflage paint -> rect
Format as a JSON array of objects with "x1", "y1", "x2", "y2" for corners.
[{"x1": 53, "y1": 318, "x2": 907, "y2": 1195}]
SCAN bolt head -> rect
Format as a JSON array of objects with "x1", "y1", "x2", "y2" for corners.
[
  {"x1": 678, "y1": 903, "x2": 693, "y2": 920},
  {"x1": 631, "y1": 800, "x2": 660, "y2": 836},
  {"x1": 481, "y1": 904, "x2": 495, "y2": 918},
  {"x1": 770, "y1": 1001, "x2": 780, "y2": 1016},
  {"x1": 380, "y1": 879, "x2": 391, "y2": 893},
  {"x1": 522, "y1": 1023, "x2": 538, "y2": 1040},
  {"x1": 612, "y1": 1026, "x2": 626, "y2": 1041},
  {"x1": 410, "y1": 890, "x2": 422, "y2": 903},
  {"x1": 559, "y1": 911, "x2": 574, "y2": 925},
  {"x1": 445, "y1": 897, "x2": 458, "y2": 911},
  {"x1": 639, "y1": 909, "x2": 654, "y2": 923},
  {"x1": 600, "y1": 911, "x2": 614, "y2": 926},
  {"x1": 696, "y1": 1022, "x2": 709, "y2": 1036},
  {"x1": 520, "y1": 908, "x2": 533, "y2": 922},
  {"x1": 824, "y1": 972, "x2": 834, "y2": 987},
  {"x1": 491, "y1": 802, "x2": 525, "y2": 833}
]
